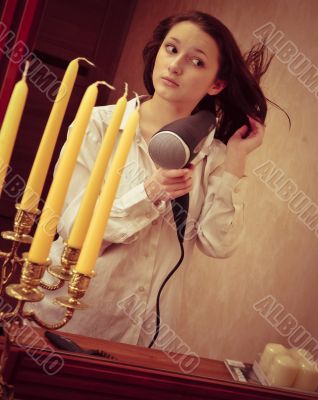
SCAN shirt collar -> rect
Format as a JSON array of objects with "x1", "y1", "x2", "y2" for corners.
[
  {"x1": 119, "y1": 95, "x2": 216, "y2": 156},
  {"x1": 119, "y1": 95, "x2": 148, "y2": 130}
]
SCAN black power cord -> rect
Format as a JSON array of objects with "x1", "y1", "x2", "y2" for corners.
[{"x1": 148, "y1": 195, "x2": 188, "y2": 348}]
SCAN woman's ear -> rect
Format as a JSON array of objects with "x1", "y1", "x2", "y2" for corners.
[{"x1": 207, "y1": 79, "x2": 227, "y2": 95}]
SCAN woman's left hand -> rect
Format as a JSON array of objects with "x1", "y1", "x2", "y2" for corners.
[{"x1": 224, "y1": 116, "x2": 265, "y2": 177}]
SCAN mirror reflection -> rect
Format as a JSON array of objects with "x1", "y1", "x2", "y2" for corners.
[{"x1": 0, "y1": 0, "x2": 317, "y2": 397}]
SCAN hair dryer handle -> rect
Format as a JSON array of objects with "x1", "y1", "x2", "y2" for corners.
[{"x1": 171, "y1": 193, "x2": 189, "y2": 243}]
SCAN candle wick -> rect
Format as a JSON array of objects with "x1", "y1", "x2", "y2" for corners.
[
  {"x1": 124, "y1": 82, "x2": 128, "y2": 98},
  {"x1": 94, "y1": 81, "x2": 115, "y2": 90},
  {"x1": 75, "y1": 57, "x2": 96, "y2": 67},
  {"x1": 23, "y1": 61, "x2": 30, "y2": 80},
  {"x1": 133, "y1": 91, "x2": 140, "y2": 110}
]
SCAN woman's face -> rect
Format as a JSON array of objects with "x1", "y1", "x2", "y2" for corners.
[{"x1": 152, "y1": 21, "x2": 225, "y2": 110}]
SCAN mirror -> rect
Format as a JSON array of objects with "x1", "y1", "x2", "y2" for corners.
[
  {"x1": 108, "y1": 0, "x2": 318, "y2": 395},
  {"x1": 0, "y1": 0, "x2": 317, "y2": 397}
]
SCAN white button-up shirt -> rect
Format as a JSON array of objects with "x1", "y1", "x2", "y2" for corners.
[{"x1": 34, "y1": 97, "x2": 246, "y2": 350}]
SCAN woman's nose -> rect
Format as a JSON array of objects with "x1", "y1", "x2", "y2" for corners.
[{"x1": 168, "y1": 57, "x2": 183, "y2": 75}]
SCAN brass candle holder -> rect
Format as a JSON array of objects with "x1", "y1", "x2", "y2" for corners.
[
  {"x1": 0, "y1": 204, "x2": 40, "y2": 295},
  {"x1": 22, "y1": 270, "x2": 93, "y2": 330},
  {"x1": 0, "y1": 209, "x2": 93, "y2": 399},
  {"x1": 6, "y1": 255, "x2": 49, "y2": 302},
  {"x1": 54, "y1": 270, "x2": 92, "y2": 310},
  {"x1": 40, "y1": 243, "x2": 80, "y2": 291}
]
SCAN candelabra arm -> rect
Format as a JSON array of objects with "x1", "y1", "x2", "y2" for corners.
[
  {"x1": 0, "y1": 241, "x2": 24, "y2": 296},
  {"x1": 39, "y1": 279, "x2": 64, "y2": 291},
  {"x1": 0, "y1": 311, "x2": 16, "y2": 321},
  {"x1": 0, "y1": 301, "x2": 23, "y2": 322},
  {"x1": 21, "y1": 307, "x2": 74, "y2": 330}
]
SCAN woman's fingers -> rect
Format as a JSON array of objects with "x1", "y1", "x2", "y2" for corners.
[
  {"x1": 164, "y1": 177, "x2": 193, "y2": 193},
  {"x1": 162, "y1": 175, "x2": 192, "y2": 185},
  {"x1": 233, "y1": 124, "x2": 249, "y2": 139},
  {"x1": 145, "y1": 165, "x2": 194, "y2": 203},
  {"x1": 162, "y1": 168, "x2": 192, "y2": 179},
  {"x1": 160, "y1": 173, "x2": 193, "y2": 200},
  {"x1": 247, "y1": 116, "x2": 265, "y2": 137}
]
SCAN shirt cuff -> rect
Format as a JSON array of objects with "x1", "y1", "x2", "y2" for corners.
[
  {"x1": 220, "y1": 171, "x2": 248, "y2": 206},
  {"x1": 111, "y1": 183, "x2": 149, "y2": 217},
  {"x1": 222, "y1": 170, "x2": 246, "y2": 186}
]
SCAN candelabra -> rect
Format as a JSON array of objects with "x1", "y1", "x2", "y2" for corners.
[{"x1": 0, "y1": 205, "x2": 92, "y2": 399}]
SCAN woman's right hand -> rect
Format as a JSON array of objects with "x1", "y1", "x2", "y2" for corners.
[{"x1": 144, "y1": 165, "x2": 194, "y2": 204}]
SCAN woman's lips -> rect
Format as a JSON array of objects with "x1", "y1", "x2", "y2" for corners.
[{"x1": 161, "y1": 77, "x2": 179, "y2": 87}]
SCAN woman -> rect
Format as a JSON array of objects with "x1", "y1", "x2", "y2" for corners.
[{"x1": 38, "y1": 10, "x2": 268, "y2": 351}]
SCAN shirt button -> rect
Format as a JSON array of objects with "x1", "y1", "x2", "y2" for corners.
[
  {"x1": 234, "y1": 186, "x2": 240, "y2": 193},
  {"x1": 138, "y1": 286, "x2": 145, "y2": 293},
  {"x1": 145, "y1": 212, "x2": 152, "y2": 219}
]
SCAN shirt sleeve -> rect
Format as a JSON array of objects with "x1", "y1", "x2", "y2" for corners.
[
  {"x1": 195, "y1": 141, "x2": 247, "y2": 258},
  {"x1": 57, "y1": 108, "x2": 166, "y2": 247}
]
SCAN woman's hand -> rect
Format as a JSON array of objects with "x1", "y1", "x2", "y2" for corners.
[
  {"x1": 224, "y1": 116, "x2": 265, "y2": 177},
  {"x1": 144, "y1": 165, "x2": 194, "y2": 204},
  {"x1": 228, "y1": 116, "x2": 265, "y2": 155}
]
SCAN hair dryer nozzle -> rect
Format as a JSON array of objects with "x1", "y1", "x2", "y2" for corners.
[{"x1": 148, "y1": 110, "x2": 216, "y2": 169}]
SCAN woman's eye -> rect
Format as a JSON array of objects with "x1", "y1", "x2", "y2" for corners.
[
  {"x1": 165, "y1": 44, "x2": 177, "y2": 54},
  {"x1": 191, "y1": 58, "x2": 204, "y2": 67}
]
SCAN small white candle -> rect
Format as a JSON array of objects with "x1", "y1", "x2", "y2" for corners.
[
  {"x1": 293, "y1": 359, "x2": 318, "y2": 392},
  {"x1": 289, "y1": 348, "x2": 312, "y2": 361},
  {"x1": 289, "y1": 349, "x2": 318, "y2": 392},
  {"x1": 267, "y1": 354, "x2": 299, "y2": 387},
  {"x1": 259, "y1": 343, "x2": 287, "y2": 373}
]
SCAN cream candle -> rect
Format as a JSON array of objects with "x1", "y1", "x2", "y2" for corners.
[
  {"x1": 293, "y1": 358, "x2": 318, "y2": 392},
  {"x1": 267, "y1": 354, "x2": 299, "y2": 387},
  {"x1": 259, "y1": 343, "x2": 288, "y2": 373},
  {"x1": 67, "y1": 84, "x2": 127, "y2": 249},
  {"x1": 75, "y1": 94, "x2": 140, "y2": 275},
  {"x1": 0, "y1": 62, "x2": 29, "y2": 196},
  {"x1": 289, "y1": 348, "x2": 312, "y2": 361},
  {"x1": 289, "y1": 349, "x2": 318, "y2": 391},
  {"x1": 28, "y1": 81, "x2": 110, "y2": 265},
  {"x1": 20, "y1": 57, "x2": 94, "y2": 213}
]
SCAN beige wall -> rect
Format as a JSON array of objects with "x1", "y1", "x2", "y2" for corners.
[{"x1": 111, "y1": 0, "x2": 318, "y2": 363}]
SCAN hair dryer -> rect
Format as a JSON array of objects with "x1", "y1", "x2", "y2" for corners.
[
  {"x1": 147, "y1": 110, "x2": 216, "y2": 349},
  {"x1": 148, "y1": 110, "x2": 216, "y2": 242}
]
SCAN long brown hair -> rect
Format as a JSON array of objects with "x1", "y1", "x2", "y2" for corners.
[{"x1": 143, "y1": 11, "x2": 277, "y2": 144}]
